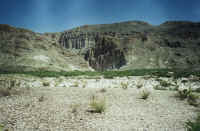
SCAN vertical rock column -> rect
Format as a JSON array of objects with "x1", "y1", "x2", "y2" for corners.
[{"x1": 84, "y1": 36, "x2": 126, "y2": 71}]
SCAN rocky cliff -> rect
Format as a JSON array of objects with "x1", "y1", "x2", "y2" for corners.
[
  {"x1": 0, "y1": 21, "x2": 200, "y2": 71},
  {"x1": 58, "y1": 21, "x2": 200, "y2": 71}
]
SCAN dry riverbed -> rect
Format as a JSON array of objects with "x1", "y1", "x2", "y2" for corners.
[{"x1": 0, "y1": 75, "x2": 200, "y2": 131}]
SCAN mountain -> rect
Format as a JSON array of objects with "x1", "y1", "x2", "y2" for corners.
[
  {"x1": 0, "y1": 24, "x2": 91, "y2": 72},
  {"x1": 0, "y1": 21, "x2": 200, "y2": 71}
]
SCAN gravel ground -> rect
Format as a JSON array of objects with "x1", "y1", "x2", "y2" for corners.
[{"x1": 0, "y1": 76, "x2": 199, "y2": 131}]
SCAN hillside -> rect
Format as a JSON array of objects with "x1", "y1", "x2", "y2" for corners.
[
  {"x1": 1, "y1": 21, "x2": 200, "y2": 71},
  {"x1": 0, "y1": 24, "x2": 91, "y2": 72}
]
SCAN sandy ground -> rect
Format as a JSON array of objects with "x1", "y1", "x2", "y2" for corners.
[{"x1": 0, "y1": 76, "x2": 199, "y2": 131}]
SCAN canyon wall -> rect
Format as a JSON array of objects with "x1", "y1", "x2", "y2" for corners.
[
  {"x1": 59, "y1": 21, "x2": 200, "y2": 71},
  {"x1": 1, "y1": 21, "x2": 200, "y2": 71}
]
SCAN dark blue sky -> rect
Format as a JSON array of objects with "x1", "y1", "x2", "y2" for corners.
[{"x1": 0, "y1": 0, "x2": 200, "y2": 33}]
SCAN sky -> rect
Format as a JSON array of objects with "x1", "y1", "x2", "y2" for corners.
[{"x1": 0, "y1": 0, "x2": 200, "y2": 33}]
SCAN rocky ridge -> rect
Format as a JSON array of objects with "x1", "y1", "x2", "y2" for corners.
[
  {"x1": 1, "y1": 21, "x2": 200, "y2": 71},
  {"x1": 59, "y1": 21, "x2": 200, "y2": 71}
]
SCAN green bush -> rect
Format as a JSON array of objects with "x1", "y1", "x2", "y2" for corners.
[
  {"x1": 187, "y1": 93, "x2": 199, "y2": 107},
  {"x1": 156, "y1": 78, "x2": 172, "y2": 87},
  {"x1": 185, "y1": 114, "x2": 200, "y2": 131},
  {"x1": 176, "y1": 89, "x2": 199, "y2": 106},
  {"x1": 0, "y1": 68, "x2": 199, "y2": 78},
  {"x1": 177, "y1": 89, "x2": 191, "y2": 100},
  {"x1": 0, "y1": 124, "x2": 4, "y2": 131},
  {"x1": 160, "y1": 80, "x2": 172, "y2": 87},
  {"x1": 43, "y1": 82, "x2": 50, "y2": 86}
]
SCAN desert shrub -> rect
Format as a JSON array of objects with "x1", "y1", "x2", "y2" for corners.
[
  {"x1": 176, "y1": 89, "x2": 199, "y2": 106},
  {"x1": 140, "y1": 90, "x2": 150, "y2": 100},
  {"x1": 177, "y1": 89, "x2": 192, "y2": 100},
  {"x1": 89, "y1": 95, "x2": 106, "y2": 113},
  {"x1": 38, "y1": 96, "x2": 45, "y2": 102},
  {"x1": 160, "y1": 81, "x2": 172, "y2": 87},
  {"x1": 187, "y1": 93, "x2": 199, "y2": 107},
  {"x1": 156, "y1": 79, "x2": 172, "y2": 87},
  {"x1": 81, "y1": 80, "x2": 87, "y2": 88},
  {"x1": 136, "y1": 84, "x2": 143, "y2": 89},
  {"x1": 185, "y1": 114, "x2": 200, "y2": 131},
  {"x1": 187, "y1": 93, "x2": 199, "y2": 102},
  {"x1": 71, "y1": 104, "x2": 80, "y2": 114},
  {"x1": 73, "y1": 81, "x2": 79, "y2": 87},
  {"x1": 99, "y1": 88, "x2": 107, "y2": 93},
  {"x1": 120, "y1": 82, "x2": 128, "y2": 89},
  {"x1": 43, "y1": 82, "x2": 50, "y2": 87}
]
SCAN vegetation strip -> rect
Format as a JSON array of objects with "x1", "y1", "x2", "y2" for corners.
[{"x1": 0, "y1": 69, "x2": 200, "y2": 78}]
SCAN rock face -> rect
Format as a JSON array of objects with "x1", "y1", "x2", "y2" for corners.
[
  {"x1": 59, "y1": 31, "x2": 128, "y2": 71},
  {"x1": 58, "y1": 21, "x2": 200, "y2": 71},
  {"x1": 59, "y1": 31, "x2": 96, "y2": 50},
  {"x1": 84, "y1": 37, "x2": 126, "y2": 71},
  {"x1": 1, "y1": 21, "x2": 200, "y2": 71},
  {"x1": 58, "y1": 26, "x2": 151, "y2": 71}
]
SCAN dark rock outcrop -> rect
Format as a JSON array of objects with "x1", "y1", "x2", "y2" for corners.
[
  {"x1": 59, "y1": 32, "x2": 127, "y2": 71},
  {"x1": 84, "y1": 37, "x2": 126, "y2": 71},
  {"x1": 59, "y1": 21, "x2": 200, "y2": 71}
]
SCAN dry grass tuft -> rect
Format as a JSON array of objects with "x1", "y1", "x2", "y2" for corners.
[
  {"x1": 140, "y1": 90, "x2": 151, "y2": 100},
  {"x1": 71, "y1": 104, "x2": 81, "y2": 114},
  {"x1": 136, "y1": 84, "x2": 143, "y2": 89},
  {"x1": 89, "y1": 95, "x2": 106, "y2": 113},
  {"x1": 120, "y1": 82, "x2": 129, "y2": 90},
  {"x1": 99, "y1": 88, "x2": 107, "y2": 93}
]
